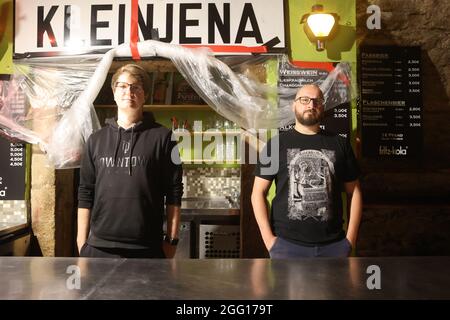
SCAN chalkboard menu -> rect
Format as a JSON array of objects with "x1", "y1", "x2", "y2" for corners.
[
  {"x1": 278, "y1": 58, "x2": 351, "y2": 139},
  {"x1": 0, "y1": 79, "x2": 27, "y2": 200},
  {"x1": 360, "y1": 46, "x2": 422, "y2": 158},
  {"x1": 0, "y1": 138, "x2": 26, "y2": 200}
]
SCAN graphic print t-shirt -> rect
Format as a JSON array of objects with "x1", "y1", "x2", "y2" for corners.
[{"x1": 255, "y1": 129, "x2": 360, "y2": 246}]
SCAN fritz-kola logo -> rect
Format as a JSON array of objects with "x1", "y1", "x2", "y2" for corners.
[{"x1": 379, "y1": 145, "x2": 408, "y2": 156}]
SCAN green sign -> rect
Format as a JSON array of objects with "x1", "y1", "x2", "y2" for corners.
[{"x1": 0, "y1": 0, "x2": 13, "y2": 74}]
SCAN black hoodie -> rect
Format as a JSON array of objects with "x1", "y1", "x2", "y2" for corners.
[{"x1": 78, "y1": 113, "x2": 183, "y2": 249}]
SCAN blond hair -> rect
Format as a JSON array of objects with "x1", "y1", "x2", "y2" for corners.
[{"x1": 111, "y1": 64, "x2": 151, "y2": 93}]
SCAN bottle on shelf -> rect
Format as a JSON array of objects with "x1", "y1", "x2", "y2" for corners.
[
  {"x1": 225, "y1": 136, "x2": 235, "y2": 160},
  {"x1": 215, "y1": 139, "x2": 225, "y2": 161},
  {"x1": 182, "y1": 119, "x2": 191, "y2": 131},
  {"x1": 172, "y1": 73, "x2": 205, "y2": 105},
  {"x1": 171, "y1": 116, "x2": 178, "y2": 131},
  {"x1": 153, "y1": 72, "x2": 168, "y2": 104}
]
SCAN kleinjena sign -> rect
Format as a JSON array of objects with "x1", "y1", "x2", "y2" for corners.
[{"x1": 14, "y1": 0, "x2": 285, "y2": 55}]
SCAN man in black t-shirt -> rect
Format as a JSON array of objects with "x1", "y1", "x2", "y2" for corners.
[{"x1": 251, "y1": 84, "x2": 362, "y2": 258}]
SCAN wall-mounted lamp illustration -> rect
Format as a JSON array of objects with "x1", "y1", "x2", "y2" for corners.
[{"x1": 300, "y1": 4, "x2": 339, "y2": 51}]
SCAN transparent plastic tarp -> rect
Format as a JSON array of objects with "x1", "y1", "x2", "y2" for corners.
[
  {"x1": 0, "y1": 56, "x2": 102, "y2": 168},
  {"x1": 0, "y1": 40, "x2": 352, "y2": 168}
]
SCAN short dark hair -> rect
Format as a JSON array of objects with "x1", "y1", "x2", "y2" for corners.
[{"x1": 111, "y1": 64, "x2": 151, "y2": 94}]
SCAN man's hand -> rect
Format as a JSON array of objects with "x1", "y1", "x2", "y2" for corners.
[
  {"x1": 77, "y1": 208, "x2": 91, "y2": 255},
  {"x1": 77, "y1": 240, "x2": 86, "y2": 254},
  {"x1": 266, "y1": 235, "x2": 278, "y2": 251},
  {"x1": 162, "y1": 241, "x2": 177, "y2": 258},
  {"x1": 346, "y1": 237, "x2": 355, "y2": 249}
]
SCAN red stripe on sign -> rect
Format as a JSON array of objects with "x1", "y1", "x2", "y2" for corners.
[
  {"x1": 130, "y1": 0, "x2": 140, "y2": 60},
  {"x1": 182, "y1": 45, "x2": 268, "y2": 53},
  {"x1": 291, "y1": 61, "x2": 335, "y2": 72},
  {"x1": 291, "y1": 60, "x2": 351, "y2": 86}
]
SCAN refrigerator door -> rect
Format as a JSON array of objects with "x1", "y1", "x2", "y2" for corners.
[{"x1": 199, "y1": 224, "x2": 240, "y2": 258}]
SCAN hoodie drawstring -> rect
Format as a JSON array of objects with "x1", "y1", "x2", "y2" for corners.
[
  {"x1": 113, "y1": 128, "x2": 121, "y2": 167},
  {"x1": 128, "y1": 125, "x2": 135, "y2": 176}
]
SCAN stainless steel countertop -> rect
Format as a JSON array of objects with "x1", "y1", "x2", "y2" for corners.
[
  {"x1": 0, "y1": 223, "x2": 28, "y2": 237},
  {"x1": 0, "y1": 222, "x2": 14, "y2": 232},
  {"x1": 0, "y1": 256, "x2": 449, "y2": 300}
]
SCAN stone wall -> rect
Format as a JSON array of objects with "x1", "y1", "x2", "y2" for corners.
[
  {"x1": 30, "y1": 149, "x2": 56, "y2": 256},
  {"x1": 30, "y1": 148, "x2": 76, "y2": 257},
  {"x1": 357, "y1": 205, "x2": 450, "y2": 256},
  {"x1": 357, "y1": 0, "x2": 450, "y2": 169},
  {"x1": 356, "y1": 0, "x2": 450, "y2": 255}
]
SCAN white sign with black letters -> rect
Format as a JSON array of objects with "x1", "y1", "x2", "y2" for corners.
[{"x1": 15, "y1": 0, "x2": 285, "y2": 55}]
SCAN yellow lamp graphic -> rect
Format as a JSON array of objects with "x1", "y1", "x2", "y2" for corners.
[{"x1": 301, "y1": 4, "x2": 339, "y2": 51}]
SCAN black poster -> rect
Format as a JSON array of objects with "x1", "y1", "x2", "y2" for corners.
[
  {"x1": 360, "y1": 46, "x2": 422, "y2": 158},
  {"x1": 278, "y1": 59, "x2": 351, "y2": 139},
  {"x1": 0, "y1": 80, "x2": 27, "y2": 200},
  {"x1": 0, "y1": 138, "x2": 26, "y2": 200}
]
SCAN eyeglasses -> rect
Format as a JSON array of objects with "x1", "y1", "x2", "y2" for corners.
[
  {"x1": 115, "y1": 82, "x2": 143, "y2": 93},
  {"x1": 295, "y1": 96, "x2": 324, "y2": 106}
]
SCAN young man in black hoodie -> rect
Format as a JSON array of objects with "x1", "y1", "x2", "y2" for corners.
[{"x1": 77, "y1": 64, "x2": 183, "y2": 258}]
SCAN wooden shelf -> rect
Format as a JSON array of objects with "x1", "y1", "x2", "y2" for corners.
[
  {"x1": 147, "y1": 105, "x2": 211, "y2": 111},
  {"x1": 95, "y1": 104, "x2": 211, "y2": 111}
]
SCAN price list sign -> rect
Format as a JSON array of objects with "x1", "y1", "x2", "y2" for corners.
[
  {"x1": 278, "y1": 59, "x2": 351, "y2": 139},
  {"x1": 0, "y1": 138, "x2": 26, "y2": 200},
  {"x1": 360, "y1": 46, "x2": 422, "y2": 158}
]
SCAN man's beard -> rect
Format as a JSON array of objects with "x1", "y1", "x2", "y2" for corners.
[{"x1": 295, "y1": 109, "x2": 322, "y2": 126}]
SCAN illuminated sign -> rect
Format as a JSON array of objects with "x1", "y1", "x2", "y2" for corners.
[{"x1": 15, "y1": 0, "x2": 285, "y2": 55}]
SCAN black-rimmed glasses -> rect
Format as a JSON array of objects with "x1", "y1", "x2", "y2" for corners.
[
  {"x1": 295, "y1": 96, "x2": 324, "y2": 106},
  {"x1": 115, "y1": 82, "x2": 143, "y2": 93}
]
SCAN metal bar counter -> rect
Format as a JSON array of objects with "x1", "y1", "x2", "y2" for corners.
[{"x1": 0, "y1": 256, "x2": 449, "y2": 299}]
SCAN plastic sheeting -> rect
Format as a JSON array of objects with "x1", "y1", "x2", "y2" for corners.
[
  {"x1": 0, "y1": 40, "x2": 352, "y2": 168},
  {"x1": 0, "y1": 57, "x2": 102, "y2": 168}
]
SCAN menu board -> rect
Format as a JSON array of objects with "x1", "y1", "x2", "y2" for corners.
[
  {"x1": 0, "y1": 79, "x2": 27, "y2": 200},
  {"x1": 0, "y1": 138, "x2": 26, "y2": 200},
  {"x1": 278, "y1": 59, "x2": 351, "y2": 139},
  {"x1": 360, "y1": 46, "x2": 422, "y2": 158}
]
